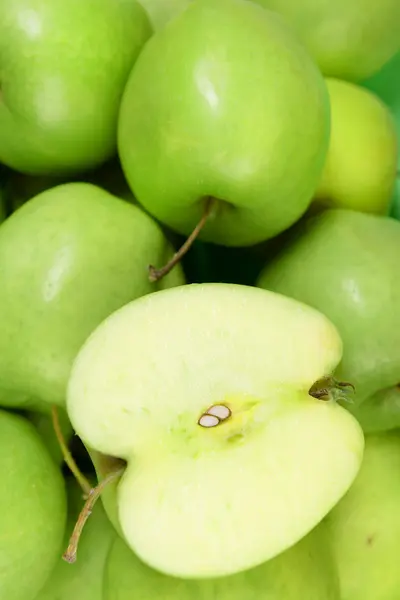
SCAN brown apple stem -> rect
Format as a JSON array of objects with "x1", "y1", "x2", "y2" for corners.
[
  {"x1": 62, "y1": 467, "x2": 125, "y2": 564},
  {"x1": 148, "y1": 196, "x2": 216, "y2": 283},
  {"x1": 51, "y1": 405, "x2": 92, "y2": 497}
]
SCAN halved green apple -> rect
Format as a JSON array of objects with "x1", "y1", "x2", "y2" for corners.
[{"x1": 67, "y1": 283, "x2": 363, "y2": 579}]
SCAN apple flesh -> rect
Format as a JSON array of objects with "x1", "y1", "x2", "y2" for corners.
[
  {"x1": 118, "y1": 0, "x2": 330, "y2": 246},
  {"x1": 326, "y1": 431, "x2": 400, "y2": 600},
  {"x1": 0, "y1": 182, "x2": 184, "y2": 411},
  {"x1": 104, "y1": 522, "x2": 339, "y2": 599},
  {"x1": 0, "y1": 0, "x2": 151, "y2": 175},
  {"x1": 36, "y1": 477, "x2": 116, "y2": 600},
  {"x1": 0, "y1": 409, "x2": 67, "y2": 600},
  {"x1": 257, "y1": 209, "x2": 400, "y2": 408},
  {"x1": 253, "y1": 0, "x2": 400, "y2": 81},
  {"x1": 67, "y1": 283, "x2": 363, "y2": 579},
  {"x1": 315, "y1": 78, "x2": 398, "y2": 215}
]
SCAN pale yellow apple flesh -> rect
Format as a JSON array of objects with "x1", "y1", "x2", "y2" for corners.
[{"x1": 67, "y1": 283, "x2": 364, "y2": 579}]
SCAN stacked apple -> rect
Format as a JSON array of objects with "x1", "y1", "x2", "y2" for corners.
[{"x1": 0, "y1": 0, "x2": 399, "y2": 599}]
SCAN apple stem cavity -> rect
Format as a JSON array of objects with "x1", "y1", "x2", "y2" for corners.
[
  {"x1": 148, "y1": 196, "x2": 216, "y2": 283},
  {"x1": 51, "y1": 406, "x2": 92, "y2": 497},
  {"x1": 309, "y1": 376, "x2": 355, "y2": 404},
  {"x1": 62, "y1": 467, "x2": 125, "y2": 564},
  {"x1": 198, "y1": 403, "x2": 232, "y2": 428}
]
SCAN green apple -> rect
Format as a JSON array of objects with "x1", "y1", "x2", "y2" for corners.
[
  {"x1": 0, "y1": 182, "x2": 184, "y2": 412},
  {"x1": 137, "y1": 0, "x2": 192, "y2": 30},
  {"x1": 67, "y1": 283, "x2": 363, "y2": 579},
  {"x1": 315, "y1": 78, "x2": 398, "y2": 215},
  {"x1": 257, "y1": 209, "x2": 400, "y2": 411},
  {"x1": 104, "y1": 523, "x2": 339, "y2": 599},
  {"x1": 0, "y1": 0, "x2": 151, "y2": 175},
  {"x1": 27, "y1": 408, "x2": 73, "y2": 465},
  {"x1": 36, "y1": 477, "x2": 116, "y2": 600},
  {"x1": 326, "y1": 431, "x2": 400, "y2": 600},
  {"x1": 253, "y1": 0, "x2": 400, "y2": 81},
  {"x1": 0, "y1": 409, "x2": 67, "y2": 600},
  {"x1": 118, "y1": 0, "x2": 330, "y2": 247}
]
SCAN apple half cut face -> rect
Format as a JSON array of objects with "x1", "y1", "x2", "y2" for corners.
[{"x1": 67, "y1": 283, "x2": 364, "y2": 579}]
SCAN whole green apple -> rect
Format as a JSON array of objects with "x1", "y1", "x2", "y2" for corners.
[
  {"x1": 326, "y1": 431, "x2": 400, "y2": 600},
  {"x1": 67, "y1": 283, "x2": 363, "y2": 579},
  {"x1": 315, "y1": 78, "x2": 398, "y2": 215},
  {"x1": 36, "y1": 477, "x2": 116, "y2": 600},
  {"x1": 104, "y1": 523, "x2": 339, "y2": 599},
  {"x1": 0, "y1": 409, "x2": 67, "y2": 600},
  {"x1": 0, "y1": 0, "x2": 151, "y2": 175},
  {"x1": 253, "y1": 0, "x2": 400, "y2": 81},
  {"x1": 0, "y1": 182, "x2": 184, "y2": 412},
  {"x1": 257, "y1": 209, "x2": 400, "y2": 411},
  {"x1": 118, "y1": 0, "x2": 330, "y2": 247}
]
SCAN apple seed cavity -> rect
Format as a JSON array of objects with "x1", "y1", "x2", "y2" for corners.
[{"x1": 198, "y1": 404, "x2": 232, "y2": 428}]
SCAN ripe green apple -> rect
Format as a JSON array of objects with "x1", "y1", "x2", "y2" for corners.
[
  {"x1": 253, "y1": 0, "x2": 400, "y2": 81},
  {"x1": 36, "y1": 477, "x2": 116, "y2": 600},
  {"x1": 67, "y1": 283, "x2": 363, "y2": 579},
  {"x1": 257, "y1": 209, "x2": 400, "y2": 411},
  {"x1": 118, "y1": 0, "x2": 330, "y2": 247},
  {"x1": 315, "y1": 78, "x2": 398, "y2": 215},
  {"x1": 137, "y1": 0, "x2": 192, "y2": 30},
  {"x1": 0, "y1": 182, "x2": 184, "y2": 412},
  {"x1": 0, "y1": 409, "x2": 67, "y2": 600},
  {"x1": 0, "y1": 0, "x2": 151, "y2": 175},
  {"x1": 326, "y1": 431, "x2": 400, "y2": 600},
  {"x1": 104, "y1": 523, "x2": 339, "y2": 599}
]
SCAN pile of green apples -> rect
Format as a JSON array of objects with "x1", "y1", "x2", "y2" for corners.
[{"x1": 1, "y1": 0, "x2": 400, "y2": 599}]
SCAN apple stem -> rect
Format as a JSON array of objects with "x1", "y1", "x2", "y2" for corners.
[
  {"x1": 148, "y1": 196, "x2": 216, "y2": 282},
  {"x1": 51, "y1": 406, "x2": 92, "y2": 497},
  {"x1": 62, "y1": 467, "x2": 125, "y2": 564}
]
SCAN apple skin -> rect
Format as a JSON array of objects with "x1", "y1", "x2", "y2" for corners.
[
  {"x1": 0, "y1": 0, "x2": 152, "y2": 176},
  {"x1": 257, "y1": 209, "x2": 400, "y2": 407},
  {"x1": 104, "y1": 523, "x2": 339, "y2": 600},
  {"x1": 326, "y1": 431, "x2": 400, "y2": 600},
  {"x1": 0, "y1": 182, "x2": 184, "y2": 412},
  {"x1": 137, "y1": 0, "x2": 192, "y2": 30},
  {"x1": 253, "y1": 0, "x2": 400, "y2": 81},
  {"x1": 118, "y1": 0, "x2": 330, "y2": 247},
  {"x1": 315, "y1": 78, "x2": 398, "y2": 215},
  {"x1": 346, "y1": 387, "x2": 400, "y2": 434},
  {"x1": 36, "y1": 477, "x2": 116, "y2": 600},
  {"x1": 0, "y1": 409, "x2": 67, "y2": 600}
]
